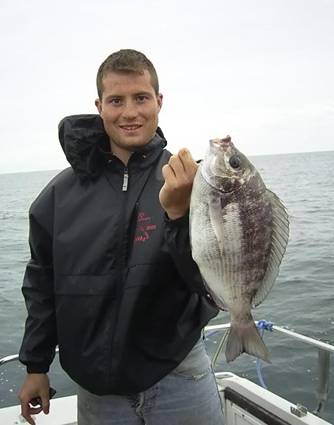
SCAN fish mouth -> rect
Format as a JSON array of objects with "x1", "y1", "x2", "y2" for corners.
[
  {"x1": 203, "y1": 135, "x2": 245, "y2": 192},
  {"x1": 210, "y1": 136, "x2": 234, "y2": 151}
]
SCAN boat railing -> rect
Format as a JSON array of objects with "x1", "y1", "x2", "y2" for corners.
[
  {"x1": 205, "y1": 322, "x2": 333, "y2": 418},
  {"x1": 206, "y1": 322, "x2": 334, "y2": 354},
  {"x1": 0, "y1": 349, "x2": 60, "y2": 368}
]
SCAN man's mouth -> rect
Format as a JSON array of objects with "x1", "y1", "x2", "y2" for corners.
[{"x1": 120, "y1": 125, "x2": 142, "y2": 131}]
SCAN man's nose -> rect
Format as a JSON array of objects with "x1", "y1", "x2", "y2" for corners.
[{"x1": 122, "y1": 101, "x2": 138, "y2": 120}]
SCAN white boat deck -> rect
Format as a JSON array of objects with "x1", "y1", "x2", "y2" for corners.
[
  {"x1": 0, "y1": 395, "x2": 77, "y2": 425},
  {"x1": 217, "y1": 372, "x2": 331, "y2": 425}
]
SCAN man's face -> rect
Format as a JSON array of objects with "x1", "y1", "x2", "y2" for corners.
[{"x1": 95, "y1": 70, "x2": 163, "y2": 157}]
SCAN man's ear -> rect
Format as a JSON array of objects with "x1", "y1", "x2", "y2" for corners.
[
  {"x1": 95, "y1": 98, "x2": 102, "y2": 114},
  {"x1": 157, "y1": 94, "x2": 163, "y2": 111}
]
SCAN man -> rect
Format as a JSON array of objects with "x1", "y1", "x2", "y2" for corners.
[{"x1": 18, "y1": 49, "x2": 224, "y2": 424}]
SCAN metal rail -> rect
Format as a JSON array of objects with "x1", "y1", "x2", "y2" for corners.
[
  {"x1": 0, "y1": 354, "x2": 19, "y2": 367},
  {"x1": 205, "y1": 322, "x2": 334, "y2": 353},
  {"x1": 0, "y1": 347, "x2": 59, "y2": 368}
]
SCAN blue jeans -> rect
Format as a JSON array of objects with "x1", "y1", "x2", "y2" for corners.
[{"x1": 77, "y1": 337, "x2": 224, "y2": 424}]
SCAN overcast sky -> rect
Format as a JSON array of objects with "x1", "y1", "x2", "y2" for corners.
[{"x1": 0, "y1": 0, "x2": 333, "y2": 173}]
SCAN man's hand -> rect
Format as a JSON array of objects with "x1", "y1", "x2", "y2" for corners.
[
  {"x1": 18, "y1": 373, "x2": 50, "y2": 425},
  {"x1": 159, "y1": 148, "x2": 198, "y2": 220}
]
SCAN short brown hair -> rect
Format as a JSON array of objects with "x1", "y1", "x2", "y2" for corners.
[{"x1": 96, "y1": 49, "x2": 159, "y2": 99}]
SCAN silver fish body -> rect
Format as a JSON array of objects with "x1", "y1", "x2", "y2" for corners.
[{"x1": 190, "y1": 137, "x2": 289, "y2": 362}]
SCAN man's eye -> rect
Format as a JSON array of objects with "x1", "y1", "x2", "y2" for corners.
[
  {"x1": 136, "y1": 95, "x2": 148, "y2": 103},
  {"x1": 109, "y1": 98, "x2": 121, "y2": 105}
]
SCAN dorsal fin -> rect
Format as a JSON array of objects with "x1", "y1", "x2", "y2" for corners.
[{"x1": 252, "y1": 189, "x2": 289, "y2": 307}]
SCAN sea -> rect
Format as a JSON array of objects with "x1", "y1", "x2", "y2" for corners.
[{"x1": 0, "y1": 151, "x2": 333, "y2": 423}]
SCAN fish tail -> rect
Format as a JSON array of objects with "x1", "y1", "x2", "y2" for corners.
[{"x1": 225, "y1": 320, "x2": 271, "y2": 363}]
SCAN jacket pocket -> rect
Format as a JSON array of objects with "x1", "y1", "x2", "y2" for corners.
[
  {"x1": 55, "y1": 272, "x2": 118, "y2": 296},
  {"x1": 54, "y1": 274, "x2": 118, "y2": 392},
  {"x1": 54, "y1": 273, "x2": 118, "y2": 341}
]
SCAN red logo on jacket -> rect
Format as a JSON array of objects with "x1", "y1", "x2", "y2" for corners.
[{"x1": 134, "y1": 212, "x2": 157, "y2": 243}]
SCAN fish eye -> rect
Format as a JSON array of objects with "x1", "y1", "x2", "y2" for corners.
[{"x1": 229, "y1": 155, "x2": 241, "y2": 169}]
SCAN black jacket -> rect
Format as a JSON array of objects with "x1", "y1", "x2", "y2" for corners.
[{"x1": 19, "y1": 115, "x2": 218, "y2": 395}]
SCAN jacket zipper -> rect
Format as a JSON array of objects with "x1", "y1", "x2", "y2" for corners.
[
  {"x1": 122, "y1": 167, "x2": 129, "y2": 191},
  {"x1": 110, "y1": 165, "x2": 129, "y2": 384}
]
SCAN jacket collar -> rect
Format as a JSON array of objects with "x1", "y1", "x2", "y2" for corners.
[{"x1": 58, "y1": 114, "x2": 167, "y2": 180}]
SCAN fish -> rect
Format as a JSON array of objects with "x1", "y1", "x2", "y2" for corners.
[{"x1": 190, "y1": 136, "x2": 289, "y2": 363}]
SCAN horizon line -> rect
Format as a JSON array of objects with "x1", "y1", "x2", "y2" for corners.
[{"x1": 0, "y1": 148, "x2": 333, "y2": 176}]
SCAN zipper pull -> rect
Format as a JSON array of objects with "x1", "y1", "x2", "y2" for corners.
[{"x1": 122, "y1": 167, "x2": 129, "y2": 191}]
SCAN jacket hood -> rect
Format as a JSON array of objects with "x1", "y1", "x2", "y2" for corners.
[{"x1": 58, "y1": 114, "x2": 167, "y2": 180}]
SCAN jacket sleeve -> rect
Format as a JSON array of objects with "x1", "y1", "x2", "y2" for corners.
[
  {"x1": 19, "y1": 187, "x2": 58, "y2": 374},
  {"x1": 164, "y1": 212, "x2": 217, "y2": 302}
]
